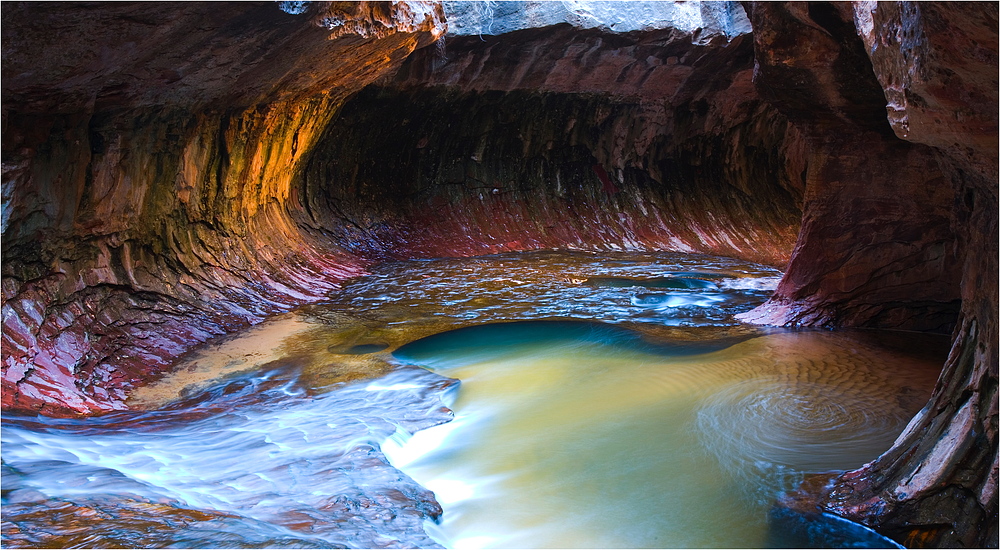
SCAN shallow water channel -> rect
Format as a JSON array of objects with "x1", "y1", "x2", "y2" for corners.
[{"x1": 1, "y1": 251, "x2": 946, "y2": 548}]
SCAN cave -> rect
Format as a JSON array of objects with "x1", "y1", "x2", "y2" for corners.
[{"x1": 1, "y1": 1, "x2": 996, "y2": 548}]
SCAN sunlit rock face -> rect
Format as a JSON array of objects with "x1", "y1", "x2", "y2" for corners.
[
  {"x1": 1, "y1": 0, "x2": 805, "y2": 416},
  {"x1": 1, "y1": 1, "x2": 997, "y2": 547},
  {"x1": 2, "y1": 1, "x2": 446, "y2": 415}
]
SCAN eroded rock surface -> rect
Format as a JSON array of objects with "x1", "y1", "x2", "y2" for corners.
[
  {"x1": 736, "y1": 2, "x2": 997, "y2": 547},
  {"x1": 1, "y1": 1, "x2": 997, "y2": 547},
  {"x1": 735, "y1": 1, "x2": 963, "y2": 332},
  {"x1": 301, "y1": 24, "x2": 803, "y2": 266},
  {"x1": 2, "y1": 1, "x2": 444, "y2": 415},
  {"x1": 2, "y1": 1, "x2": 805, "y2": 416}
]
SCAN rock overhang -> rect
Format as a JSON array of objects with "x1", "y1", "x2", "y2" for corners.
[{"x1": 0, "y1": 2, "x2": 996, "y2": 546}]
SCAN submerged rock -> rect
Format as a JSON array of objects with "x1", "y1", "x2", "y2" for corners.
[
  {"x1": 3, "y1": 365, "x2": 457, "y2": 549},
  {"x1": 585, "y1": 276, "x2": 718, "y2": 290},
  {"x1": 1, "y1": 1, "x2": 996, "y2": 546}
]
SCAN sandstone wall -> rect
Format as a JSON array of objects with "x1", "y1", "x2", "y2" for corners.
[
  {"x1": 736, "y1": 3, "x2": 997, "y2": 546},
  {"x1": 1, "y1": 1, "x2": 996, "y2": 546},
  {"x1": 2, "y1": 1, "x2": 445, "y2": 414},
  {"x1": 299, "y1": 26, "x2": 803, "y2": 267},
  {"x1": 2, "y1": 1, "x2": 804, "y2": 415}
]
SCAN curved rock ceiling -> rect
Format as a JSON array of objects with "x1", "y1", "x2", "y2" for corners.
[{"x1": 1, "y1": 1, "x2": 996, "y2": 547}]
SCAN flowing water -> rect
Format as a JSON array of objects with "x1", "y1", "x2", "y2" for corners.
[{"x1": 1, "y1": 251, "x2": 946, "y2": 549}]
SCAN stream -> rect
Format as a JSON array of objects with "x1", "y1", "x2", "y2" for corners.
[{"x1": 1, "y1": 251, "x2": 946, "y2": 548}]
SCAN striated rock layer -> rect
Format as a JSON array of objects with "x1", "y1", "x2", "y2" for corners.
[
  {"x1": 2, "y1": 1, "x2": 804, "y2": 416},
  {"x1": 2, "y1": 1, "x2": 445, "y2": 415},
  {"x1": 736, "y1": 2, "x2": 997, "y2": 547},
  {"x1": 299, "y1": 25, "x2": 803, "y2": 266},
  {"x1": 1, "y1": 1, "x2": 997, "y2": 547}
]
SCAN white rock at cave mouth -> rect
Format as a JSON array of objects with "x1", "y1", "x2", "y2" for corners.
[{"x1": 442, "y1": 0, "x2": 751, "y2": 41}]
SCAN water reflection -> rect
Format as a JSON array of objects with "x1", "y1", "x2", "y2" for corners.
[
  {"x1": 1, "y1": 251, "x2": 945, "y2": 549},
  {"x1": 384, "y1": 325, "x2": 941, "y2": 549},
  {"x1": 394, "y1": 320, "x2": 748, "y2": 365},
  {"x1": 584, "y1": 276, "x2": 720, "y2": 290}
]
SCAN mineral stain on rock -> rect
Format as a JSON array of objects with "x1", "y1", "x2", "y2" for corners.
[{"x1": 1, "y1": 0, "x2": 997, "y2": 548}]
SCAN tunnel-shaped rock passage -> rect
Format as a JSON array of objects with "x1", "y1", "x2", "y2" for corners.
[
  {"x1": 1, "y1": 1, "x2": 996, "y2": 548},
  {"x1": 299, "y1": 70, "x2": 802, "y2": 265}
]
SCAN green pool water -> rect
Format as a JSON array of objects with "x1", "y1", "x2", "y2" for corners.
[{"x1": 2, "y1": 251, "x2": 946, "y2": 549}]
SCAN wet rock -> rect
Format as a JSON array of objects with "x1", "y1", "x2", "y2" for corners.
[
  {"x1": 2, "y1": 497, "x2": 334, "y2": 550},
  {"x1": 3, "y1": 366, "x2": 456, "y2": 549},
  {"x1": 1, "y1": 2, "x2": 996, "y2": 546},
  {"x1": 584, "y1": 276, "x2": 717, "y2": 290},
  {"x1": 738, "y1": 3, "x2": 997, "y2": 547},
  {"x1": 1, "y1": 1, "x2": 444, "y2": 415}
]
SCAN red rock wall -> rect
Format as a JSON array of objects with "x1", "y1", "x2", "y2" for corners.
[
  {"x1": 738, "y1": 2, "x2": 996, "y2": 546},
  {"x1": 1, "y1": 2, "x2": 996, "y2": 546},
  {"x1": 828, "y1": 3, "x2": 998, "y2": 547},
  {"x1": 2, "y1": 2, "x2": 445, "y2": 415},
  {"x1": 298, "y1": 29, "x2": 804, "y2": 267},
  {"x1": 1, "y1": 4, "x2": 807, "y2": 416},
  {"x1": 736, "y1": 2, "x2": 962, "y2": 333}
]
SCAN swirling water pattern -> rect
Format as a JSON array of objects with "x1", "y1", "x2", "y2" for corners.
[
  {"x1": 385, "y1": 329, "x2": 941, "y2": 548},
  {"x1": 1, "y1": 251, "x2": 944, "y2": 548}
]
